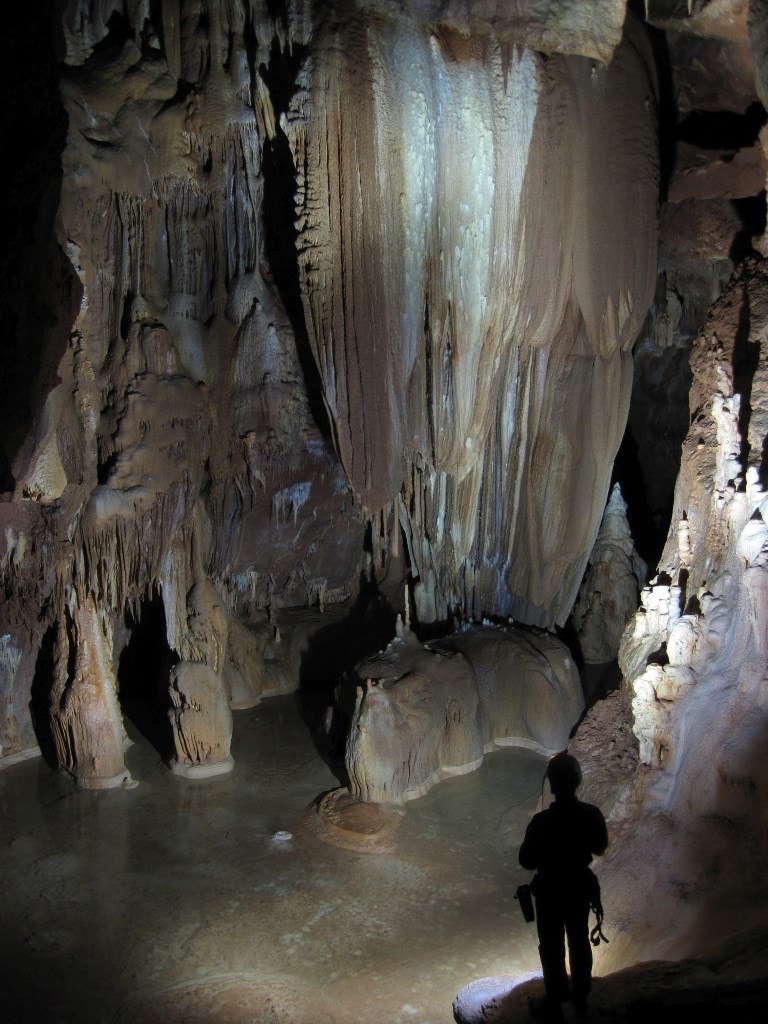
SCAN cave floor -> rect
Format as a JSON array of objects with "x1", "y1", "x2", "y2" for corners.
[{"x1": 0, "y1": 692, "x2": 546, "y2": 1024}]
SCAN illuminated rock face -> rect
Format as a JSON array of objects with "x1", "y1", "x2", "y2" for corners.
[
  {"x1": 345, "y1": 624, "x2": 583, "y2": 803},
  {"x1": 0, "y1": 1, "x2": 659, "y2": 767},
  {"x1": 292, "y1": 8, "x2": 659, "y2": 628},
  {"x1": 623, "y1": 260, "x2": 768, "y2": 807},
  {"x1": 588, "y1": 259, "x2": 768, "y2": 969}
]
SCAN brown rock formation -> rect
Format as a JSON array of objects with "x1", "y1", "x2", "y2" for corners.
[
  {"x1": 168, "y1": 660, "x2": 234, "y2": 777},
  {"x1": 50, "y1": 589, "x2": 133, "y2": 789},
  {"x1": 0, "y1": 1, "x2": 365, "y2": 763}
]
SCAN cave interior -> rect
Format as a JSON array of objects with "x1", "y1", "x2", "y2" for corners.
[{"x1": 2, "y1": 1, "x2": 768, "y2": 1022}]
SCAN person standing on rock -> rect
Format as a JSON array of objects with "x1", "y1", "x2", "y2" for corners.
[{"x1": 518, "y1": 751, "x2": 608, "y2": 1022}]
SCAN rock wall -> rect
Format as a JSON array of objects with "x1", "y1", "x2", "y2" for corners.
[
  {"x1": 592, "y1": 258, "x2": 768, "y2": 969},
  {"x1": 564, "y1": 0, "x2": 768, "y2": 977},
  {"x1": 0, "y1": 1, "x2": 660, "y2": 763},
  {"x1": 1, "y1": 1, "x2": 364, "y2": 762},
  {"x1": 624, "y1": 0, "x2": 767, "y2": 557}
]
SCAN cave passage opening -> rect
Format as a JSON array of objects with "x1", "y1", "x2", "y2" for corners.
[
  {"x1": 0, "y1": 6, "x2": 71, "y2": 491},
  {"x1": 117, "y1": 586, "x2": 177, "y2": 763},
  {"x1": 257, "y1": 35, "x2": 331, "y2": 439},
  {"x1": 293, "y1": 575, "x2": 400, "y2": 784}
]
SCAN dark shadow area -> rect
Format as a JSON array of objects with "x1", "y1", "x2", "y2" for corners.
[
  {"x1": 581, "y1": 661, "x2": 623, "y2": 709},
  {"x1": 732, "y1": 279, "x2": 760, "y2": 475},
  {"x1": 612, "y1": 423, "x2": 667, "y2": 569},
  {"x1": 676, "y1": 101, "x2": 767, "y2": 151},
  {"x1": 626, "y1": 978, "x2": 768, "y2": 1023},
  {"x1": 117, "y1": 588, "x2": 177, "y2": 762},
  {"x1": 560, "y1": 611, "x2": 622, "y2": 727},
  {"x1": 294, "y1": 578, "x2": 398, "y2": 782},
  {"x1": 0, "y1": 7, "x2": 76, "y2": 484},
  {"x1": 258, "y1": 36, "x2": 331, "y2": 438},
  {"x1": 625, "y1": 335, "x2": 693, "y2": 566},
  {"x1": 86, "y1": 9, "x2": 134, "y2": 60},
  {"x1": 556, "y1": 616, "x2": 593, "y2": 717},
  {"x1": 635, "y1": 11, "x2": 678, "y2": 204},
  {"x1": 29, "y1": 622, "x2": 60, "y2": 770},
  {"x1": 646, "y1": 642, "x2": 669, "y2": 667},
  {"x1": 730, "y1": 193, "x2": 767, "y2": 265},
  {"x1": 678, "y1": 564, "x2": 690, "y2": 611}
]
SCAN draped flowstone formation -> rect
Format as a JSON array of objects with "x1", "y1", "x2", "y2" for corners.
[
  {"x1": 289, "y1": 7, "x2": 659, "y2": 627},
  {"x1": 343, "y1": 623, "x2": 584, "y2": 804}
]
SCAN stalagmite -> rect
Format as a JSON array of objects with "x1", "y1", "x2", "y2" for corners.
[
  {"x1": 169, "y1": 580, "x2": 234, "y2": 777},
  {"x1": 344, "y1": 623, "x2": 583, "y2": 803},
  {"x1": 50, "y1": 589, "x2": 133, "y2": 789},
  {"x1": 572, "y1": 482, "x2": 647, "y2": 665}
]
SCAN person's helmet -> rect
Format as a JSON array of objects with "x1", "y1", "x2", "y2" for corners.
[{"x1": 546, "y1": 751, "x2": 582, "y2": 794}]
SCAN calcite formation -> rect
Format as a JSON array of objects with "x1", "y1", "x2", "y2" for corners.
[
  {"x1": 0, "y1": 0, "x2": 659, "y2": 771},
  {"x1": 167, "y1": 579, "x2": 234, "y2": 776},
  {"x1": 166, "y1": 577, "x2": 296, "y2": 776},
  {"x1": 168, "y1": 660, "x2": 234, "y2": 777},
  {"x1": 344, "y1": 623, "x2": 583, "y2": 803},
  {"x1": 182, "y1": 578, "x2": 292, "y2": 711},
  {"x1": 290, "y1": 6, "x2": 659, "y2": 628},
  {"x1": 2, "y1": 0, "x2": 768, "y2": 1011},
  {"x1": 572, "y1": 483, "x2": 647, "y2": 665},
  {"x1": 50, "y1": 589, "x2": 133, "y2": 789},
  {"x1": 592, "y1": 258, "x2": 768, "y2": 969}
]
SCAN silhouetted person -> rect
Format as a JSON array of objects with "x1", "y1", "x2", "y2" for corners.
[{"x1": 519, "y1": 752, "x2": 608, "y2": 1022}]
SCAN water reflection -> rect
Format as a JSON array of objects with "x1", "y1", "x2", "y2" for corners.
[{"x1": 1, "y1": 694, "x2": 546, "y2": 1024}]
